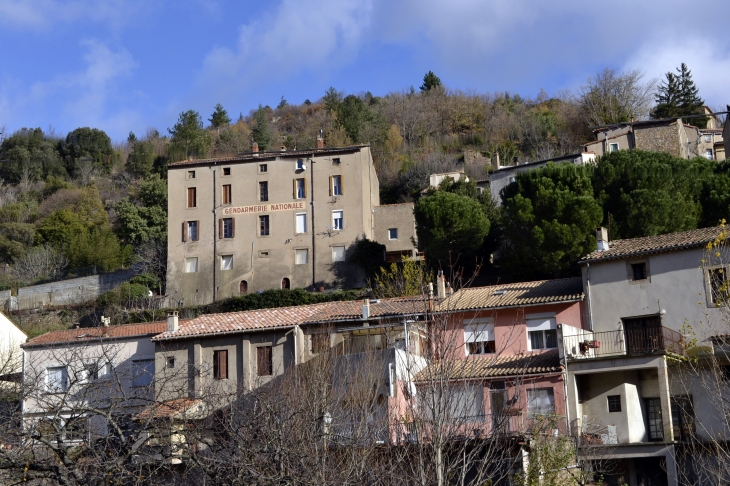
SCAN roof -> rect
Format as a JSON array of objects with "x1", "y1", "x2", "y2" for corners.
[
  {"x1": 493, "y1": 153, "x2": 582, "y2": 173},
  {"x1": 23, "y1": 321, "x2": 169, "y2": 348},
  {"x1": 435, "y1": 278, "x2": 583, "y2": 313},
  {"x1": 153, "y1": 297, "x2": 430, "y2": 341},
  {"x1": 167, "y1": 145, "x2": 368, "y2": 167},
  {"x1": 582, "y1": 226, "x2": 726, "y2": 263},
  {"x1": 135, "y1": 399, "x2": 205, "y2": 420},
  {"x1": 414, "y1": 350, "x2": 562, "y2": 381}
]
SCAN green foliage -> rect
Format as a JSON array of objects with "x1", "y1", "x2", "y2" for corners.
[
  {"x1": 68, "y1": 226, "x2": 132, "y2": 272},
  {"x1": 59, "y1": 127, "x2": 115, "y2": 173},
  {"x1": 414, "y1": 190, "x2": 491, "y2": 265},
  {"x1": 37, "y1": 209, "x2": 88, "y2": 247},
  {"x1": 335, "y1": 95, "x2": 385, "y2": 144},
  {"x1": 0, "y1": 128, "x2": 65, "y2": 183},
  {"x1": 208, "y1": 103, "x2": 231, "y2": 129},
  {"x1": 126, "y1": 132, "x2": 156, "y2": 178},
  {"x1": 168, "y1": 110, "x2": 212, "y2": 160},
  {"x1": 372, "y1": 256, "x2": 434, "y2": 298},
  {"x1": 97, "y1": 282, "x2": 150, "y2": 307},
  {"x1": 350, "y1": 238, "x2": 386, "y2": 282},
  {"x1": 251, "y1": 105, "x2": 272, "y2": 150},
  {"x1": 42, "y1": 175, "x2": 71, "y2": 198},
  {"x1": 205, "y1": 288, "x2": 364, "y2": 314},
  {"x1": 115, "y1": 174, "x2": 168, "y2": 244},
  {"x1": 700, "y1": 161, "x2": 730, "y2": 227},
  {"x1": 501, "y1": 164, "x2": 602, "y2": 278},
  {"x1": 322, "y1": 87, "x2": 343, "y2": 113},
  {"x1": 130, "y1": 272, "x2": 162, "y2": 291},
  {"x1": 420, "y1": 71, "x2": 442, "y2": 92},
  {"x1": 652, "y1": 63, "x2": 705, "y2": 126}
]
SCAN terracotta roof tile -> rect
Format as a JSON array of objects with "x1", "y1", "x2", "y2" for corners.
[
  {"x1": 435, "y1": 278, "x2": 583, "y2": 313},
  {"x1": 582, "y1": 226, "x2": 725, "y2": 263},
  {"x1": 23, "y1": 321, "x2": 170, "y2": 348},
  {"x1": 135, "y1": 399, "x2": 205, "y2": 420},
  {"x1": 414, "y1": 350, "x2": 562, "y2": 381}
]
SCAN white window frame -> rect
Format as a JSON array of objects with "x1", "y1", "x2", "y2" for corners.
[
  {"x1": 296, "y1": 159, "x2": 306, "y2": 170},
  {"x1": 46, "y1": 366, "x2": 69, "y2": 393},
  {"x1": 464, "y1": 317, "x2": 495, "y2": 356},
  {"x1": 526, "y1": 315, "x2": 557, "y2": 351},
  {"x1": 184, "y1": 257, "x2": 198, "y2": 273},
  {"x1": 295, "y1": 248, "x2": 309, "y2": 265},
  {"x1": 388, "y1": 228, "x2": 398, "y2": 240},
  {"x1": 332, "y1": 210, "x2": 344, "y2": 231},
  {"x1": 332, "y1": 246, "x2": 345, "y2": 263},
  {"x1": 527, "y1": 388, "x2": 555, "y2": 416},
  {"x1": 221, "y1": 254, "x2": 233, "y2": 271},
  {"x1": 609, "y1": 142, "x2": 619, "y2": 152},
  {"x1": 296, "y1": 179, "x2": 306, "y2": 199},
  {"x1": 705, "y1": 134, "x2": 712, "y2": 143},
  {"x1": 332, "y1": 175, "x2": 342, "y2": 196},
  {"x1": 706, "y1": 149, "x2": 714, "y2": 160},
  {"x1": 187, "y1": 221, "x2": 198, "y2": 241},
  {"x1": 295, "y1": 213, "x2": 307, "y2": 234}
]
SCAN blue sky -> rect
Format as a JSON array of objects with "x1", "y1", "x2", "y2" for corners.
[{"x1": 1, "y1": 0, "x2": 729, "y2": 142}]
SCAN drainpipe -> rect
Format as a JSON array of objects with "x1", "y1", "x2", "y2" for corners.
[
  {"x1": 309, "y1": 158, "x2": 316, "y2": 289},
  {"x1": 213, "y1": 168, "x2": 217, "y2": 302},
  {"x1": 585, "y1": 263, "x2": 594, "y2": 331}
]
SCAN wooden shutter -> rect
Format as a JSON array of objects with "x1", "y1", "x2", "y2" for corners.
[
  {"x1": 303, "y1": 178, "x2": 308, "y2": 199},
  {"x1": 218, "y1": 219, "x2": 223, "y2": 239},
  {"x1": 231, "y1": 218, "x2": 236, "y2": 238},
  {"x1": 293, "y1": 179, "x2": 297, "y2": 199},
  {"x1": 257, "y1": 346, "x2": 272, "y2": 376},
  {"x1": 219, "y1": 350, "x2": 228, "y2": 379},
  {"x1": 329, "y1": 176, "x2": 333, "y2": 196},
  {"x1": 182, "y1": 222, "x2": 188, "y2": 242},
  {"x1": 339, "y1": 174, "x2": 344, "y2": 195},
  {"x1": 188, "y1": 187, "x2": 196, "y2": 208}
]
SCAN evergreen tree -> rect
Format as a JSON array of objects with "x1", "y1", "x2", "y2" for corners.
[
  {"x1": 251, "y1": 105, "x2": 272, "y2": 150},
  {"x1": 420, "y1": 71, "x2": 442, "y2": 92},
  {"x1": 208, "y1": 104, "x2": 231, "y2": 130},
  {"x1": 168, "y1": 110, "x2": 212, "y2": 160},
  {"x1": 652, "y1": 63, "x2": 705, "y2": 126}
]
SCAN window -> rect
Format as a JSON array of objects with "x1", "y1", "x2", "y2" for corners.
[
  {"x1": 259, "y1": 215, "x2": 270, "y2": 236},
  {"x1": 607, "y1": 395, "x2": 621, "y2": 412},
  {"x1": 631, "y1": 262, "x2": 648, "y2": 281},
  {"x1": 240, "y1": 280, "x2": 248, "y2": 295},
  {"x1": 526, "y1": 316, "x2": 557, "y2": 350},
  {"x1": 257, "y1": 346, "x2": 272, "y2": 376},
  {"x1": 311, "y1": 334, "x2": 330, "y2": 353},
  {"x1": 331, "y1": 175, "x2": 343, "y2": 196},
  {"x1": 213, "y1": 350, "x2": 228, "y2": 380},
  {"x1": 609, "y1": 142, "x2": 619, "y2": 152},
  {"x1": 258, "y1": 250, "x2": 270, "y2": 258},
  {"x1": 184, "y1": 257, "x2": 198, "y2": 273},
  {"x1": 671, "y1": 396, "x2": 695, "y2": 441},
  {"x1": 296, "y1": 159, "x2": 306, "y2": 170},
  {"x1": 527, "y1": 388, "x2": 555, "y2": 416},
  {"x1": 295, "y1": 213, "x2": 307, "y2": 234},
  {"x1": 706, "y1": 149, "x2": 714, "y2": 160},
  {"x1": 219, "y1": 218, "x2": 235, "y2": 238},
  {"x1": 464, "y1": 318, "x2": 495, "y2": 355},
  {"x1": 294, "y1": 178, "x2": 307, "y2": 199},
  {"x1": 645, "y1": 397, "x2": 664, "y2": 440},
  {"x1": 80, "y1": 362, "x2": 110, "y2": 383},
  {"x1": 332, "y1": 246, "x2": 345, "y2": 263},
  {"x1": 388, "y1": 228, "x2": 398, "y2": 240},
  {"x1": 259, "y1": 164, "x2": 267, "y2": 173},
  {"x1": 187, "y1": 170, "x2": 196, "y2": 179},
  {"x1": 166, "y1": 357, "x2": 175, "y2": 369},
  {"x1": 295, "y1": 249, "x2": 308, "y2": 265},
  {"x1": 332, "y1": 210, "x2": 343, "y2": 230},
  {"x1": 46, "y1": 366, "x2": 68, "y2": 393},
  {"x1": 183, "y1": 221, "x2": 199, "y2": 242},
  {"x1": 223, "y1": 167, "x2": 231, "y2": 176},
  {"x1": 709, "y1": 267, "x2": 729, "y2": 305},
  {"x1": 332, "y1": 157, "x2": 341, "y2": 166},
  {"x1": 132, "y1": 359, "x2": 154, "y2": 387},
  {"x1": 221, "y1": 255, "x2": 233, "y2": 271},
  {"x1": 259, "y1": 181, "x2": 268, "y2": 202},
  {"x1": 222, "y1": 184, "x2": 232, "y2": 205},
  {"x1": 449, "y1": 384, "x2": 484, "y2": 420},
  {"x1": 281, "y1": 277, "x2": 290, "y2": 289},
  {"x1": 187, "y1": 187, "x2": 197, "y2": 208},
  {"x1": 705, "y1": 134, "x2": 712, "y2": 142}
]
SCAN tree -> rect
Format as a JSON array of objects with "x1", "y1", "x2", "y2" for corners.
[
  {"x1": 10, "y1": 244, "x2": 68, "y2": 284},
  {"x1": 0, "y1": 127, "x2": 65, "y2": 183},
  {"x1": 414, "y1": 190, "x2": 491, "y2": 266},
  {"x1": 208, "y1": 103, "x2": 231, "y2": 131},
  {"x1": 126, "y1": 131, "x2": 155, "y2": 177},
  {"x1": 322, "y1": 86, "x2": 343, "y2": 113},
  {"x1": 168, "y1": 110, "x2": 212, "y2": 160},
  {"x1": 335, "y1": 95, "x2": 373, "y2": 144},
  {"x1": 652, "y1": 63, "x2": 706, "y2": 126},
  {"x1": 420, "y1": 71, "x2": 442, "y2": 92},
  {"x1": 251, "y1": 104, "x2": 272, "y2": 150},
  {"x1": 350, "y1": 238, "x2": 386, "y2": 282},
  {"x1": 372, "y1": 256, "x2": 434, "y2": 298},
  {"x1": 277, "y1": 96, "x2": 288, "y2": 109},
  {"x1": 115, "y1": 174, "x2": 168, "y2": 244},
  {"x1": 67, "y1": 225, "x2": 131, "y2": 272},
  {"x1": 500, "y1": 164, "x2": 602, "y2": 279},
  {"x1": 579, "y1": 68, "x2": 656, "y2": 126},
  {"x1": 59, "y1": 127, "x2": 115, "y2": 174}
]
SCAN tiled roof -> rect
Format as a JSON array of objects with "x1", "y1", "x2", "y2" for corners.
[
  {"x1": 168, "y1": 145, "x2": 367, "y2": 167},
  {"x1": 23, "y1": 321, "x2": 169, "y2": 348},
  {"x1": 153, "y1": 297, "x2": 430, "y2": 341},
  {"x1": 414, "y1": 350, "x2": 562, "y2": 381},
  {"x1": 582, "y1": 226, "x2": 725, "y2": 263},
  {"x1": 135, "y1": 399, "x2": 205, "y2": 420},
  {"x1": 435, "y1": 278, "x2": 583, "y2": 312}
]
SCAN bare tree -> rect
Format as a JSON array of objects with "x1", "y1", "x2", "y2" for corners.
[
  {"x1": 11, "y1": 244, "x2": 68, "y2": 285},
  {"x1": 579, "y1": 68, "x2": 657, "y2": 126}
]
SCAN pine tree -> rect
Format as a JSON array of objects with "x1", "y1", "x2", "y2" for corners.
[
  {"x1": 209, "y1": 104, "x2": 231, "y2": 130},
  {"x1": 652, "y1": 63, "x2": 705, "y2": 126},
  {"x1": 251, "y1": 105, "x2": 271, "y2": 151},
  {"x1": 420, "y1": 71, "x2": 442, "y2": 92},
  {"x1": 652, "y1": 72, "x2": 680, "y2": 119}
]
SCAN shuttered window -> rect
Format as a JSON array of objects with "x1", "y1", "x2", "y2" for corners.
[
  {"x1": 219, "y1": 218, "x2": 235, "y2": 239},
  {"x1": 187, "y1": 187, "x2": 197, "y2": 208},
  {"x1": 294, "y1": 178, "x2": 307, "y2": 199},
  {"x1": 222, "y1": 184, "x2": 232, "y2": 205},
  {"x1": 182, "y1": 221, "x2": 199, "y2": 242},
  {"x1": 257, "y1": 346, "x2": 272, "y2": 376},
  {"x1": 213, "y1": 350, "x2": 228, "y2": 380},
  {"x1": 330, "y1": 175, "x2": 343, "y2": 196}
]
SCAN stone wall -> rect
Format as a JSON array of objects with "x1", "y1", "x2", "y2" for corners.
[{"x1": 634, "y1": 123, "x2": 681, "y2": 157}]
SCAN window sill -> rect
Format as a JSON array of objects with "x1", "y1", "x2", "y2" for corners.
[{"x1": 629, "y1": 278, "x2": 650, "y2": 285}]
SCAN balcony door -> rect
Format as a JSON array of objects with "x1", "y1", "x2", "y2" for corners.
[
  {"x1": 623, "y1": 315, "x2": 662, "y2": 354},
  {"x1": 645, "y1": 397, "x2": 664, "y2": 441}
]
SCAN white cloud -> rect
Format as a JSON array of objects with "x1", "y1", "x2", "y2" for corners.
[{"x1": 0, "y1": 0, "x2": 151, "y2": 30}]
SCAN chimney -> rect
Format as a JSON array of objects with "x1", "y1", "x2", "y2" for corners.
[
  {"x1": 317, "y1": 129, "x2": 324, "y2": 149},
  {"x1": 252, "y1": 142, "x2": 259, "y2": 153},
  {"x1": 596, "y1": 227, "x2": 609, "y2": 252},
  {"x1": 280, "y1": 145, "x2": 286, "y2": 151},
  {"x1": 101, "y1": 316, "x2": 110, "y2": 327},
  {"x1": 428, "y1": 282, "x2": 434, "y2": 311},
  {"x1": 167, "y1": 311, "x2": 179, "y2": 332},
  {"x1": 362, "y1": 299, "x2": 370, "y2": 320},
  {"x1": 513, "y1": 156, "x2": 519, "y2": 166},
  {"x1": 446, "y1": 283, "x2": 453, "y2": 296},
  {"x1": 494, "y1": 152, "x2": 501, "y2": 169},
  {"x1": 437, "y1": 270, "x2": 446, "y2": 299}
]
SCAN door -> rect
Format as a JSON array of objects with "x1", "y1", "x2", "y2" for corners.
[
  {"x1": 490, "y1": 382, "x2": 509, "y2": 433},
  {"x1": 645, "y1": 398, "x2": 664, "y2": 441},
  {"x1": 624, "y1": 316, "x2": 662, "y2": 354}
]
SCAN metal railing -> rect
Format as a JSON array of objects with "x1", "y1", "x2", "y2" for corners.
[{"x1": 562, "y1": 326, "x2": 685, "y2": 360}]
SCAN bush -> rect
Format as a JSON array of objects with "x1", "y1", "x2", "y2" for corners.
[{"x1": 97, "y1": 282, "x2": 150, "y2": 307}]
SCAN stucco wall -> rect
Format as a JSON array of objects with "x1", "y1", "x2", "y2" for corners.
[{"x1": 373, "y1": 203, "x2": 417, "y2": 254}]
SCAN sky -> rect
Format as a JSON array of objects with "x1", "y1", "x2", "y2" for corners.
[{"x1": 1, "y1": 0, "x2": 729, "y2": 142}]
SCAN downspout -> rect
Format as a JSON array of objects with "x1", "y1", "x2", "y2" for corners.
[
  {"x1": 585, "y1": 263, "x2": 594, "y2": 331},
  {"x1": 213, "y1": 168, "x2": 217, "y2": 302},
  {"x1": 310, "y1": 158, "x2": 316, "y2": 289}
]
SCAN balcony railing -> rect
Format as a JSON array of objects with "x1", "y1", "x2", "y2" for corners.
[{"x1": 562, "y1": 326, "x2": 685, "y2": 360}]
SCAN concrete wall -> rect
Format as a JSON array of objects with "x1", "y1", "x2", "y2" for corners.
[
  {"x1": 373, "y1": 203, "x2": 417, "y2": 255},
  {"x1": 0, "y1": 311, "x2": 26, "y2": 375},
  {"x1": 583, "y1": 247, "x2": 725, "y2": 343},
  {"x1": 13, "y1": 269, "x2": 135, "y2": 311},
  {"x1": 166, "y1": 147, "x2": 380, "y2": 305}
]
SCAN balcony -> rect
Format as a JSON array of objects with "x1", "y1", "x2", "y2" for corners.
[{"x1": 560, "y1": 326, "x2": 685, "y2": 361}]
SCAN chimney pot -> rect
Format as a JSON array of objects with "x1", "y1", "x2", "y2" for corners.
[
  {"x1": 596, "y1": 227, "x2": 609, "y2": 252},
  {"x1": 167, "y1": 311, "x2": 179, "y2": 332},
  {"x1": 280, "y1": 145, "x2": 286, "y2": 151},
  {"x1": 252, "y1": 142, "x2": 259, "y2": 153},
  {"x1": 362, "y1": 298, "x2": 370, "y2": 320},
  {"x1": 437, "y1": 270, "x2": 446, "y2": 300}
]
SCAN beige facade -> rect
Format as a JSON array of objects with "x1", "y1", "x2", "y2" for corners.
[
  {"x1": 373, "y1": 203, "x2": 418, "y2": 261},
  {"x1": 166, "y1": 145, "x2": 416, "y2": 305}
]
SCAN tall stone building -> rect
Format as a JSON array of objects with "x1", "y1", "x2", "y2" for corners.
[{"x1": 166, "y1": 143, "x2": 417, "y2": 306}]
